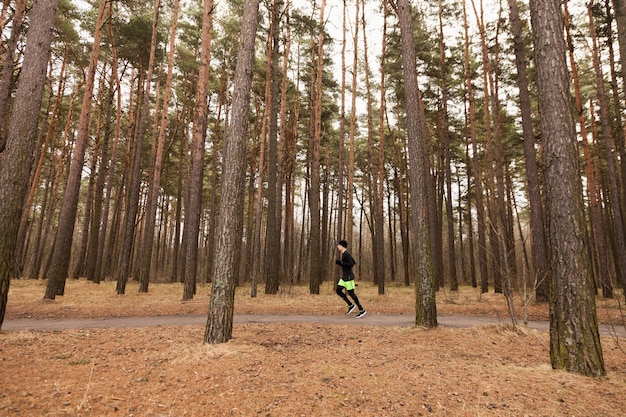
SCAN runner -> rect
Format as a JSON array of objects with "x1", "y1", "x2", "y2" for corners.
[{"x1": 335, "y1": 240, "x2": 366, "y2": 318}]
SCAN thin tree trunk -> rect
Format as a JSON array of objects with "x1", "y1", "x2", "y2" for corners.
[
  {"x1": 361, "y1": 0, "x2": 385, "y2": 295},
  {"x1": 463, "y1": 0, "x2": 488, "y2": 293},
  {"x1": 139, "y1": 0, "x2": 180, "y2": 293},
  {"x1": 564, "y1": 2, "x2": 613, "y2": 298},
  {"x1": 183, "y1": 0, "x2": 213, "y2": 300},
  {"x1": 438, "y1": 0, "x2": 458, "y2": 291},
  {"x1": 347, "y1": 0, "x2": 359, "y2": 244},
  {"x1": 265, "y1": 0, "x2": 282, "y2": 295},
  {"x1": 507, "y1": 0, "x2": 549, "y2": 302},
  {"x1": 308, "y1": 0, "x2": 326, "y2": 295},
  {"x1": 612, "y1": 0, "x2": 626, "y2": 214},
  {"x1": 337, "y1": 0, "x2": 347, "y2": 248},
  {"x1": 587, "y1": 1, "x2": 626, "y2": 298},
  {"x1": 116, "y1": 0, "x2": 161, "y2": 295}
]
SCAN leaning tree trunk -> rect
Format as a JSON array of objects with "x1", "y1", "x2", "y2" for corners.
[
  {"x1": 0, "y1": 0, "x2": 58, "y2": 328},
  {"x1": 529, "y1": 0, "x2": 605, "y2": 377},
  {"x1": 205, "y1": 0, "x2": 260, "y2": 345}
]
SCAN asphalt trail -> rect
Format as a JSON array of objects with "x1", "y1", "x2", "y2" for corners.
[{"x1": 3, "y1": 313, "x2": 624, "y2": 337}]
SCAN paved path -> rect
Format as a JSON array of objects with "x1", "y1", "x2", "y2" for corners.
[{"x1": 3, "y1": 313, "x2": 625, "y2": 337}]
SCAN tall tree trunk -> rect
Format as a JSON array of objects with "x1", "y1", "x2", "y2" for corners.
[
  {"x1": 205, "y1": 0, "x2": 259, "y2": 344},
  {"x1": 183, "y1": 0, "x2": 213, "y2": 300},
  {"x1": 337, "y1": 0, "x2": 347, "y2": 247},
  {"x1": 564, "y1": 2, "x2": 613, "y2": 298},
  {"x1": 308, "y1": 0, "x2": 326, "y2": 295},
  {"x1": 45, "y1": 0, "x2": 108, "y2": 299},
  {"x1": 612, "y1": 0, "x2": 626, "y2": 215},
  {"x1": 116, "y1": 0, "x2": 161, "y2": 295},
  {"x1": 529, "y1": 0, "x2": 605, "y2": 377},
  {"x1": 96, "y1": 25, "x2": 125, "y2": 283},
  {"x1": 507, "y1": 0, "x2": 549, "y2": 302},
  {"x1": 139, "y1": 0, "x2": 180, "y2": 293},
  {"x1": 264, "y1": 0, "x2": 282, "y2": 295},
  {"x1": 0, "y1": 0, "x2": 58, "y2": 328},
  {"x1": 347, "y1": 0, "x2": 359, "y2": 244},
  {"x1": 396, "y1": 0, "x2": 437, "y2": 327},
  {"x1": 361, "y1": 0, "x2": 385, "y2": 295},
  {"x1": 463, "y1": 0, "x2": 489, "y2": 293},
  {"x1": 85, "y1": 79, "x2": 113, "y2": 282},
  {"x1": 587, "y1": 0, "x2": 626, "y2": 298},
  {"x1": 605, "y1": 0, "x2": 626, "y2": 225},
  {"x1": 438, "y1": 0, "x2": 458, "y2": 291},
  {"x1": 279, "y1": 7, "x2": 292, "y2": 283}
]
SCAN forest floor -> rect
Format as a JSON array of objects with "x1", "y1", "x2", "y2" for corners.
[{"x1": 1, "y1": 279, "x2": 626, "y2": 416}]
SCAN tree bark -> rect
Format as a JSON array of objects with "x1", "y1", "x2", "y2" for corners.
[
  {"x1": 396, "y1": 0, "x2": 437, "y2": 327},
  {"x1": 587, "y1": 1, "x2": 626, "y2": 298},
  {"x1": 361, "y1": 0, "x2": 385, "y2": 295},
  {"x1": 264, "y1": 0, "x2": 282, "y2": 295},
  {"x1": 308, "y1": 0, "x2": 326, "y2": 295},
  {"x1": 507, "y1": 0, "x2": 549, "y2": 302},
  {"x1": 438, "y1": 0, "x2": 458, "y2": 291},
  {"x1": 116, "y1": 0, "x2": 161, "y2": 295},
  {"x1": 0, "y1": 0, "x2": 58, "y2": 327},
  {"x1": 45, "y1": 0, "x2": 108, "y2": 299},
  {"x1": 183, "y1": 0, "x2": 214, "y2": 300},
  {"x1": 529, "y1": 0, "x2": 605, "y2": 377},
  {"x1": 205, "y1": 0, "x2": 259, "y2": 344},
  {"x1": 139, "y1": 0, "x2": 181, "y2": 293}
]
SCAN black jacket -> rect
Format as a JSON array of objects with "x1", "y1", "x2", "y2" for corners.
[{"x1": 336, "y1": 250, "x2": 356, "y2": 281}]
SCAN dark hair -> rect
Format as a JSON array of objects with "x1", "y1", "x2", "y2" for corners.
[{"x1": 338, "y1": 240, "x2": 348, "y2": 248}]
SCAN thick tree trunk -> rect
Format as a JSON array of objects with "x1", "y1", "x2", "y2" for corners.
[
  {"x1": 529, "y1": 0, "x2": 605, "y2": 377},
  {"x1": 0, "y1": 0, "x2": 58, "y2": 327},
  {"x1": 205, "y1": 0, "x2": 259, "y2": 344},
  {"x1": 45, "y1": 0, "x2": 107, "y2": 299},
  {"x1": 396, "y1": 0, "x2": 437, "y2": 327}
]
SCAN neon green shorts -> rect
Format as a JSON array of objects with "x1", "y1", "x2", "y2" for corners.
[{"x1": 338, "y1": 278, "x2": 356, "y2": 291}]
